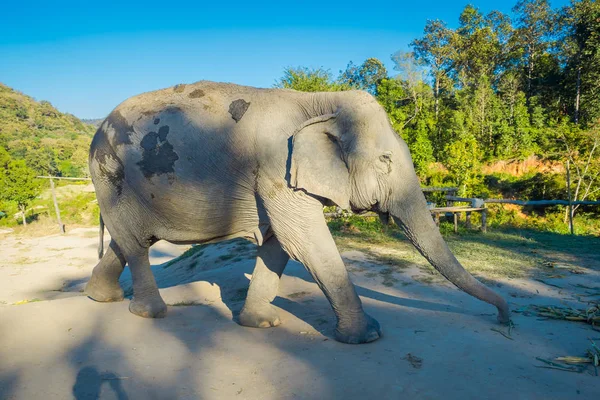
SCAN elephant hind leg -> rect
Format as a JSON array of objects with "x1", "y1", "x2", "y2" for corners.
[
  {"x1": 85, "y1": 239, "x2": 127, "y2": 302},
  {"x1": 239, "y1": 234, "x2": 289, "y2": 328},
  {"x1": 124, "y1": 245, "x2": 167, "y2": 318}
]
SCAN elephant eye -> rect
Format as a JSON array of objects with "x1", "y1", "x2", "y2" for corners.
[
  {"x1": 379, "y1": 152, "x2": 392, "y2": 163},
  {"x1": 377, "y1": 152, "x2": 393, "y2": 174}
]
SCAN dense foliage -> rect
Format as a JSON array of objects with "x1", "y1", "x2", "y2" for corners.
[
  {"x1": 278, "y1": 0, "x2": 600, "y2": 207},
  {"x1": 0, "y1": 83, "x2": 95, "y2": 178},
  {"x1": 0, "y1": 83, "x2": 96, "y2": 223}
]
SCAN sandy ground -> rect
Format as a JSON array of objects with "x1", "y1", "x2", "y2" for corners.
[{"x1": 1, "y1": 227, "x2": 599, "y2": 399}]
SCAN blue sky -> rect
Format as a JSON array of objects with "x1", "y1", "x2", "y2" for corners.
[{"x1": 1, "y1": 0, "x2": 570, "y2": 119}]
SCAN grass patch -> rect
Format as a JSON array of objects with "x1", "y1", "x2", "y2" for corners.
[
  {"x1": 230, "y1": 287, "x2": 248, "y2": 302},
  {"x1": 413, "y1": 275, "x2": 441, "y2": 285},
  {"x1": 186, "y1": 259, "x2": 200, "y2": 270},
  {"x1": 328, "y1": 214, "x2": 600, "y2": 280},
  {"x1": 168, "y1": 301, "x2": 203, "y2": 307},
  {"x1": 379, "y1": 267, "x2": 400, "y2": 287},
  {"x1": 13, "y1": 298, "x2": 42, "y2": 305},
  {"x1": 48, "y1": 247, "x2": 75, "y2": 251},
  {"x1": 328, "y1": 215, "x2": 404, "y2": 246},
  {"x1": 288, "y1": 291, "x2": 311, "y2": 299},
  {"x1": 12, "y1": 257, "x2": 37, "y2": 265},
  {"x1": 231, "y1": 240, "x2": 254, "y2": 252},
  {"x1": 162, "y1": 239, "x2": 254, "y2": 269},
  {"x1": 82, "y1": 230, "x2": 99, "y2": 238},
  {"x1": 2, "y1": 187, "x2": 100, "y2": 231},
  {"x1": 163, "y1": 245, "x2": 206, "y2": 268}
]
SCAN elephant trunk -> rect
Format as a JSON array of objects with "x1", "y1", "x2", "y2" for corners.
[{"x1": 389, "y1": 183, "x2": 510, "y2": 324}]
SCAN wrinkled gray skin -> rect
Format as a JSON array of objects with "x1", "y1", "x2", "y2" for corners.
[{"x1": 85, "y1": 81, "x2": 510, "y2": 344}]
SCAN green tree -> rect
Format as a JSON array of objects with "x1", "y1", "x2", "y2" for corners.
[
  {"x1": 550, "y1": 120, "x2": 600, "y2": 221},
  {"x1": 444, "y1": 135, "x2": 483, "y2": 196},
  {"x1": 376, "y1": 78, "x2": 409, "y2": 130},
  {"x1": 557, "y1": 0, "x2": 600, "y2": 125},
  {"x1": 411, "y1": 19, "x2": 455, "y2": 120},
  {"x1": 0, "y1": 155, "x2": 41, "y2": 226},
  {"x1": 275, "y1": 67, "x2": 348, "y2": 92},
  {"x1": 453, "y1": 6, "x2": 514, "y2": 88},
  {"x1": 512, "y1": 0, "x2": 556, "y2": 101},
  {"x1": 338, "y1": 58, "x2": 388, "y2": 95},
  {"x1": 380, "y1": 53, "x2": 436, "y2": 175},
  {"x1": 404, "y1": 117, "x2": 435, "y2": 176},
  {"x1": 391, "y1": 51, "x2": 427, "y2": 129}
]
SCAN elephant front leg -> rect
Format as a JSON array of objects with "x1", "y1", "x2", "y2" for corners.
[
  {"x1": 264, "y1": 192, "x2": 382, "y2": 344},
  {"x1": 239, "y1": 235, "x2": 289, "y2": 328}
]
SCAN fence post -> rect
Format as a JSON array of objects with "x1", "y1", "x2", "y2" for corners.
[
  {"x1": 49, "y1": 178, "x2": 65, "y2": 234},
  {"x1": 566, "y1": 159, "x2": 574, "y2": 235},
  {"x1": 453, "y1": 212, "x2": 458, "y2": 233},
  {"x1": 481, "y1": 208, "x2": 487, "y2": 233}
]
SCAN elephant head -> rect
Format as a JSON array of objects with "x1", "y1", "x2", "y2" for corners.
[{"x1": 289, "y1": 91, "x2": 510, "y2": 324}]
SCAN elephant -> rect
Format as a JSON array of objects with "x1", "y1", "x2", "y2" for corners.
[{"x1": 85, "y1": 81, "x2": 510, "y2": 344}]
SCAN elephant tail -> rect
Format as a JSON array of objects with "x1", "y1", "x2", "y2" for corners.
[{"x1": 98, "y1": 213, "x2": 105, "y2": 260}]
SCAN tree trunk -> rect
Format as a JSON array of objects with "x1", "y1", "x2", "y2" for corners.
[
  {"x1": 566, "y1": 158, "x2": 574, "y2": 234},
  {"x1": 434, "y1": 75, "x2": 440, "y2": 120},
  {"x1": 20, "y1": 204, "x2": 27, "y2": 226},
  {"x1": 575, "y1": 65, "x2": 581, "y2": 124},
  {"x1": 527, "y1": 50, "x2": 533, "y2": 102}
]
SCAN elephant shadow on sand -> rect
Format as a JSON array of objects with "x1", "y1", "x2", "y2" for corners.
[{"x1": 115, "y1": 238, "x2": 479, "y2": 337}]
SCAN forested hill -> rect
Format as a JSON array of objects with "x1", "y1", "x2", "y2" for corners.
[
  {"x1": 81, "y1": 118, "x2": 104, "y2": 128},
  {"x1": 0, "y1": 83, "x2": 96, "y2": 177}
]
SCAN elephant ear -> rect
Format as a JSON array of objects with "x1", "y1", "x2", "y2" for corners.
[{"x1": 289, "y1": 113, "x2": 351, "y2": 210}]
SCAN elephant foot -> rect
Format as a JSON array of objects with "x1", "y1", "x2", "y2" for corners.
[
  {"x1": 129, "y1": 296, "x2": 167, "y2": 318},
  {"x1": 239, "y1": 303, "x2": 281, "y2": 328},
  {"x1": 85, "y1": 275, "x2": 124, "y2": 303},
  {"x1": 497, "y1": 305, "x2": 511, "y2": 325},
  {"x1": 334, "y1": 313, "x2": 382, "y2": 344}
]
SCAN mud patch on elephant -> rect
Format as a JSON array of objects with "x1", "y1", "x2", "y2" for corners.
[
  {"x1": 228, "y1": 99, "x2": 250, "y2": 122},
  {"x1": 173, "y1": 84, "x2": 186, "y2": 93},
  {"x1": 108, "y1": 110, "x2": 135, "y2": 146},
  {"x1": 137, "y1": 125, "x2": 180, "y2": 180},
  {"x1": 153, "y1": 118, "x2": 160, "y2": 125},
  {"x1": 94, "y1": 147, "x2": 125, "y2": 195},
  {"x1": 188, "y1": 89, "x2": 205, "y2": 98}
]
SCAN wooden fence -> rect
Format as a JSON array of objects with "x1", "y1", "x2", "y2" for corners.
[
  {"x1": 36, "y1": 176, "x2": 91, "y2": 234},
  {"x1": 326, "y1": 187, "x2": 600, "y2": 235},
  {"x1": 32, "y1": 180, "x2": 600, "y2": 236},
  {"x1": 445, "y1": 194, "x2": 600, "y2": 235}
]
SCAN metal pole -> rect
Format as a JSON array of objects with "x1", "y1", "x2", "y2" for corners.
[
  {"x1": 481, "y1": 208, "x2": 487, "y2": 233},
  {"x1": 50, "y1": 178, "x2": 65, "y2": 234},
  {"x1": 566, "y1": 159, "x2": 574, "y2": 235}
]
